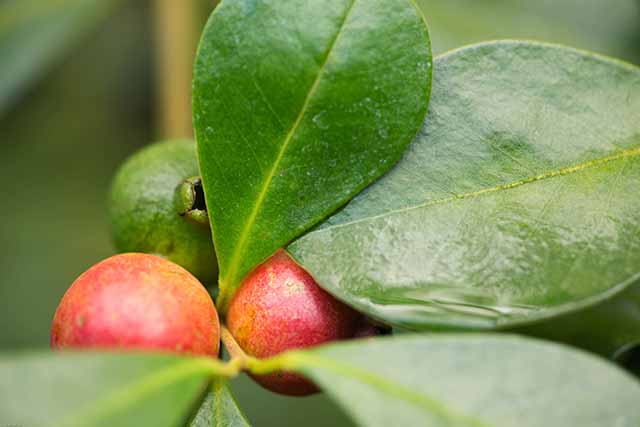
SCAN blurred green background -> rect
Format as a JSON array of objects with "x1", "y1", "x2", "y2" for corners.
[{"x1": 0, "y1": 0, "x2": 638, "y2": 425}]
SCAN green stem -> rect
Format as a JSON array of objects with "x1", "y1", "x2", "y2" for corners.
[
  {"x1": 220, "y1": 325, "x2": 296, "y2": 375},
  {"x1": 220, "y1": 326, "x2": 247, "y2": 361}
]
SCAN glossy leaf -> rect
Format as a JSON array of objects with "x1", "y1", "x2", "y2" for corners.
[
  {"x1": 284, "y1": 335, "x2": 640, "y2": 426},
  {"x1": 0, "y1": 0, "x2": 120, "y2": 115},
  {"x1": 193, "y1": 0, "x2": 432, "y2": 309},
  {"x1": 416, "y1": 0, "x2": 640, "y2": 62},
  {"x1": 289, "y1": 41, "x2": 640, "y2": 330},
  {"x1": 190, "y1": 380, "x2": 251, "y2": 427},
  {"x1": 0, "y1": 352, "x2": 229, "y2": 427}
]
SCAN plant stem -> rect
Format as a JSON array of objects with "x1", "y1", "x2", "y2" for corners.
[
  {"x1": 153, "y1": 0, "x2": 197, "y2": 139},
  {"x1": 220, "y1": 325, "x2": 248, "y2": 361},
  {"x1": 220, "y1": 324, "x2": 303, "y2": 376}
]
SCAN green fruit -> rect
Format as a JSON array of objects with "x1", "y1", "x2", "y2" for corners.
[{"x1": 109, "y1": 140, "x2": 217, "y2": 286}]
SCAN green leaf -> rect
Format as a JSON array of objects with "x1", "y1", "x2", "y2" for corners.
[
  {"x1": 416, "y1": 0, "x2": 640, "y2": 62},
  {"x1": 516, "y1": 281, "x2": 640, "y2": 360},
  {"x1": 0, "y1": 0, "x2": 120, "y2": 116},
  {"x1": 281, "y1": 335, "x2": 640, "y2": 426},
  {"x1": 0, "y1": 352, "x2": 231, "y2": 427},
  {"x1": 193, "y1": 0, "x2": 432, "y2": 309},
  {"x1": 289, "y1": 41, "x2": 640, "y2": 330},
  {"x1": 190, "y1": 380, "x2": 251, "y2": 427}
]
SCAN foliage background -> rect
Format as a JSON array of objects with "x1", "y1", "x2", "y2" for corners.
[{"x1": 0, "y1": 1, "x2": 638, "y2": 426}]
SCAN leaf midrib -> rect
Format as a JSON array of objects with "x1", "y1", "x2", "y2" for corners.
[
  {"x1": 220, "y1": 0, "x2": 359, "y2": 296},
  {"x1": 60, "y1": 358, "x2": 230, "y2": 427},
  {"x1": 214, "y1": 380, "x2": 224, "y2": 427},
  {"x1": 212, "y1": 380, "x2": 250, "y2": 427},
  {"x1": 286, "y1": 352, "x2": 490, "y2": 427},
  {"x1": 310, "y1": 144, "x2": 640, "y2": 234}
]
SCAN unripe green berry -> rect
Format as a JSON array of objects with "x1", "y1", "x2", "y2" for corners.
[{"x1": 109, "y1": 140, "x2": 217, "y2": 286}]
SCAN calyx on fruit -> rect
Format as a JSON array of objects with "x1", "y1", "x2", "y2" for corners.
[{"x1": 175, "y1": 176, "x2": 209, "y2": 226}]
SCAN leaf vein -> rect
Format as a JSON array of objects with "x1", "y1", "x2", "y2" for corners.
[
  {"x1": 311, "y1": 145, "x2": 640, "y2": 234},
  {"x1": 286, "y1": 352, "x2": 490, "y2": 427},
  {"x1": 59, "y1": 358, "x2": 235, "y2": 427},
  {"x1": 213, "y1": 380, "x2": 223, "y2": 427},
  {"x1": 220, "y1": 0, "x2": 359, "y2": 300}
]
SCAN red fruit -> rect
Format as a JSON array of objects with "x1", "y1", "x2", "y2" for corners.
[
  {"x1": 51, "y1": 253, "x2": 220, "y2": 356},
  {"x1": 227, "y1": 250, "x2": 360, "y2": 396}
]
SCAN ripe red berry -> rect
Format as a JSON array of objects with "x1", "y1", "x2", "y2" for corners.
[
  {"x1": 227, "y1": 250, "x2": 360, "y2": 396},
  {"x1": 51, "y1": 253, "x2": 220, "y2": 356}
]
